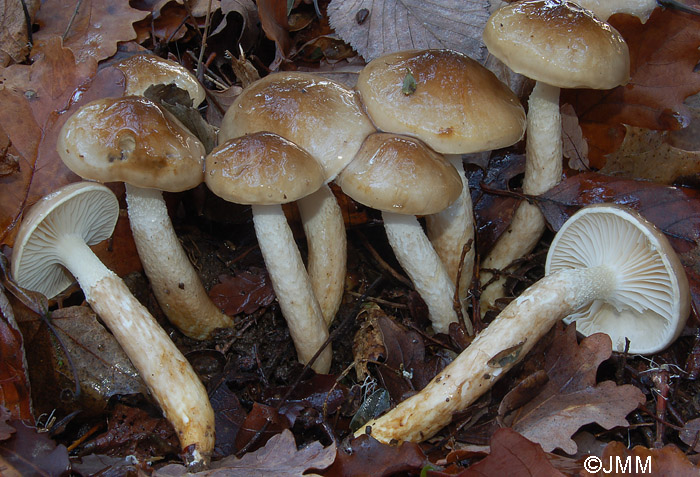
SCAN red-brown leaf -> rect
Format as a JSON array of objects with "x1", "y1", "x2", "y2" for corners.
[{"x1": 581, "y1": 441, "x2": 700, "y2": 476}]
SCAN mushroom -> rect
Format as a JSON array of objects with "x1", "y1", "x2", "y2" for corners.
[
  {"x1": 570, "y1": 0, "x2": 658, "y2": 22},
  {"x1": 114, "y1": 53, "x2": 206, "y2": 105},
  {"x1": 11, "y1": 182, "x2": 215, "y2": 467},
  {"x1": 480, "y1": 0, "x2": 630, "y2": 315},
  {"x1": 57, "y1": 96, "x2": 233, "y2": 339},
  {"x1": 219, "y1": 72, "x2": 376, "y2": 324},
  {"x1": 356, "y1": 49, "x2": 526, "y2": 309},
  {"x1": 356, "y1": 203, "x2": 689, "y2": 443},
  {"x1": 205, "y1": 132, "x2": 332, "y2": 373},
  {"x1": 336, "y1": 133, "x2": 463, "y2": 334}
]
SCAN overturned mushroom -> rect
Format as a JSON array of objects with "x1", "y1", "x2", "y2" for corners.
[
  {"x1": 11, "y1": 182, "x2": 215, "y2": 468},
  {"x1": 480, "y1": 0, "x2": 630, "y2": 315},
  {"x1": 58, "y1": 96, "x2": 233, "y2": 339},
  {"x1": 205, "y1": 132, "x2": 332, "y2": 373},
  {"x1": 357, "y1": 203, "x2": 689, "y2": 443}
]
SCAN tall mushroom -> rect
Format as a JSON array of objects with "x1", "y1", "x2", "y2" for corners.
[
  {"x1": 356, "y1": 49, "x2": 526, "y2": 308},
  {"x1": 58, "y1": 96, "x2": 233, "y2": 339},
  {"x1": 11, "y1": 182, "x2": 215, "y2": 468},
  {"x1": 219, "y1": 72, "x2": 376, "y2": 324},
  {"x1": 205, "y1": 132, "x2": 332, "y2": 373},
  {"x1": 337, "y1": 133, "x2": 463, "y2": 334},
  {"x1": 356, "y1": 203, "x2": 689, "y2": 443},
  {"x1": 480, "y1": 0, "x2": 630, "y2": 315}
]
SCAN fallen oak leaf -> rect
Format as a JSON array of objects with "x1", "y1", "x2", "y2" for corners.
[
  {"x1": 501, "y1": 325, "x2": 645, "y2": 455},
  {"x1": 34, "y1": 0, "x2": 149, "y2": 63},
  {"x1": 443, "y1": 428, "x2": 566, "y2": 477},
  {"x1": 155, "y1": 429, "x2": 336, "y2": 476},
  {"x1": 0, "y1": 285, "x2": 32, "y2": 421},
  {"x1": 0, "y1": 37, "x2": 126, "y2": 247},
  {"x1": 0, "y1": 0, "x2": 40, "y2": 66},
  {"x1": 324, "y1": 434, "x2": 426, "y2": 477},
  {"x1": 0, "y1": 419, "x2": 70, "y2": 476},
  {"x1": 327, "y1": 0, "x2": 490, "y2": 63},
  {"x1": 209, "y1": 268, "x2": 275, "y2": 316}
]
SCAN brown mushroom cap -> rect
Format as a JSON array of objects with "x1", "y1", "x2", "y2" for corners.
[
  {"x1": 337, "y1": 133, "x2": 462, "y2": 215},
  {"x1": 483, "y1": 0, "x2": 630, "y2": 89},
  {"x1": 114, "y1": 54, "x2": 206, "y2": 105},
  {"x1": 57, "y1": 96, "x2": 206, "y2": 192},
  {"x1": 356, "y1": 49, "x2": 526, "y2": 155},
  {"x1": 219, "y1": 72, "x2": 375, "y2": 181},
  {"x1": 205, "y1": 132, "x2": 325, "y2": 205}
]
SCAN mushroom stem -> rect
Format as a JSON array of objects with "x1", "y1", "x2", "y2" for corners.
[
  {"x1": 125, "y1": 184, "x2": 234, "y2": 339},
  {"x1": 297, "y1": 184, "x2": 346, "y2": 325},
  {"x1": 251, "y1": 204, "x2": 332, "y2": 373},
  {"x1": 425, "y1": 154, "x2": 475, "y2": 311},
  {"x1": 358, "y1": 264, "x2": 613, "y2": 443},
  {"x1": 55, "y1": 233, "x2": 215, "y2": 466},
  {"x1": 383, "y1": 212, "x2": 467, "y2": 334},
  {"x1": 480, "y1": 81, "x2": 562, "y2": 315}
]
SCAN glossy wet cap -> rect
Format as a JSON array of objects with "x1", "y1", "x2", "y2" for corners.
[
  {"x1": 546, "y1": 203, "x2": 690, "y2": 354},
  {"x1": 205, "y1": 132, "x2": 325, "y2": 205},
  {"x1": 12, "y1": 182, "x2": 119, "y2": 298},
  {"x1": 114, "y1": 54, "x2": 206, "y2": 105},
  {"x1": 483, "y1": 0, "x2": 630, "y2": 89},
  {"x1": 220, "y1": 72, "x2": 375, "y2": 181},
  {"x1": 336, "y1": 133, "x2": 462, "y2": 215},
  {"x1": 356, "y1": 49, "x2": 526, "y2": 155},
  {"x1": 58, "y1": 96, "x2": 206, "y2": 192}
]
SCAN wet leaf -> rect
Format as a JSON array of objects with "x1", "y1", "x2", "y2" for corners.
[
  {"x1": 327, "y1": 0, "x2": 490, "y2": 62},
  {"x1": 679, "y1": 417, "x2": 700, "y2": 451},
  {"x1": 324, "y1": 434, "x2": 426, "y2": 477},
  {"x1": 0, "y1": 0, "x2": 40, "y2": 66},
  {"x1": 257, "y1": 0, "x2": 290, "y2": 57},
  {"x1": 210, "y1": 381, "x2": 246, "y2": 458},
  {"x1": 209, "y1": 268, "x2": 275, "y2": 316},
  {"x1": 34, "y1": 0, "x2": 149, "y2": 63},
  {"x1": 0, "y1": 38, "x2": 126, "y2": 247},
  {"x1": 450, "y1": 428, "x2": 565, "y2": 477},
  {"x1": 0, "y1": 420, "x2": 70, "y2": 476},
  {"x1": 501, "y1": 326, "x2": 645, "y2": 454}
]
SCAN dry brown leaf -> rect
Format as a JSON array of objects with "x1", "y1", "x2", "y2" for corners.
[
  {"x1": 502, "y1": 326, "x2": 645, "y2": 454},
  {"x1": 155, "y1": 429, "x2": 336, "y2": 476},
  {"x1": 34, "y1": 0, "x2": 149, "y2": 63},
  {"x1": 327, "y1": 0, "x2": 490, "y2": 62},
  {"x1": 601, "y1": 125, "x2": 700, "y2": 184},
  {"x1": 0, "y1": 0, "x2": 40, "y2": 66},
  {"x1": 561, "y1": 103, "x2": 590, "y2": 171}
]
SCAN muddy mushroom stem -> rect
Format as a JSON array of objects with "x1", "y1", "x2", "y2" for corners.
[
  {"x1": 57, "y1": 96, "x2": 233, "y2": 340},
  {"x1": 220, "y1": 72, "x2": 376, "y2": 325},
  {"x1": 11, "y1": 182, "x2": 215, "y2": 467},
  {"x1": 356, "y1": 203, "x2": 689, "y2": 444},
  {"x1": 480, "y1": 0, "x2": 630, "y2": 316},
  {"x1": 356, "y1": 49, "x2": 526, "y2": 311},
  {"x1": 337, "y1": 133, "x2": 463, "y2": 334},
  {"x1": 205, "y1": 132, "x2": 332, "y2": 373}
]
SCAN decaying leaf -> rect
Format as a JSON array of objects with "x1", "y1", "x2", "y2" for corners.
[
  {"x1": 561, "y1": 103, "x2": 589, "y2": 171},
  {"x1": 0, "y1": 420, "x2": 70, "y2": 476},
  {"x1": 327, "y1": 0, "x2": 490, "y2": 62},
  {"x1": 156, "y1": 429, "x2": 336, "y2": 476},
  {"x1": 209, "y1": 268, "x2": 275, "y2": 316},
  {"x1": 563, "y1": 7, "x2": 700, "y2": 165},
  {"x1": 324, "y1": 434, "x2": 426, "y2": 477},
  {"x1": 601, "y1": 125, "x2": 700, "y2": 184},
  {"x1": 0, "y1": 0, "x2": 40, "y2": 66},
  {"x1": 0, "y1": 285, "x2": 32, "y2": 421},
  {"x1": 0, "y1": 38, "x2": 126, "y2": 247},
  {"x1": 457, "y1": 428, "x2": 566, "y2": 476},
  {"x1": 680, "y1": 417, "x2": 700, "y2": 452},
  {"x1": 34, "y1": 0, "x2": 149, "y2": 63},
  {"x1": 580, "y1": 441, "x2": 700, "y2": 476},
  {"x1": 501, "y1": 326, "x2": 645, "y2": 454}
]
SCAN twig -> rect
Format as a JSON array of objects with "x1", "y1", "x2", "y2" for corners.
[
  {"x1": 356, "y1": 231, "x2": 412, "y2": 287},
  {"x1": 63, "y1": 0, "x2": 83, "y2": 41}
]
